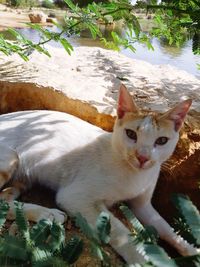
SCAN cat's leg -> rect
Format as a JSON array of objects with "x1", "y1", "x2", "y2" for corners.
[
  {"x1": 56, "y1": 185, "x2": 147, "y2": 264},
  {"x1": 0, "y1": 144, "x2": 19, "y2": 189},
  {"x1": 129, "y1": 186, "x2": 200, "y2": 256},
  {"x1": 6, "y1": 202, "x2": 66, "y2": 223},
  {"x1": 0, "y1": 182, "x2": 66, "y2": 223},
  {"x1": 1, "y1": 182, "x2": 67, "y2": 223}
]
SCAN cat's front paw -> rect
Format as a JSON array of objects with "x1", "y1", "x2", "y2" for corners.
[
  {"x1": 175, "y1": 236, "x2": 200, "y2": 256},
  {"x1": 181, "y1": 244, "x2": 200, "y2": 256},
  {"x1": 39, "y1": 208, "x2": 67, "y2": 224}
]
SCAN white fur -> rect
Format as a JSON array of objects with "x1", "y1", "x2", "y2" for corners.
[{"x1": 0, "y1": 109, "x2": 198, "y2": 264}]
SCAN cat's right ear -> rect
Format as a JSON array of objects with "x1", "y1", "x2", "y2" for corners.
[{"x1": 117, "y1": 84, "x2": 138, "y2": 119}]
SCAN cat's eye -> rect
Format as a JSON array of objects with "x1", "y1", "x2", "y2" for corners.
[
  {"x1": 125, "y1": 129, "x2": 137, "y2": 141},
  {"x1": 155, "y1": 137, "x2": 169, "y2": 146}
]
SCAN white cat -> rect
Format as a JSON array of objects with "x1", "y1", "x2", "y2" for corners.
[{"x1": 0, "y1": 84, "x2": 198, "y2": 264}]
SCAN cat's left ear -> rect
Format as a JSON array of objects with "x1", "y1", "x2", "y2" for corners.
[
  {"x1": 161, "y1": 99, "x2": 192, "y2": 131},
  {"x1": 117, "y1": 84, "x2": 139, "y2": 119}
]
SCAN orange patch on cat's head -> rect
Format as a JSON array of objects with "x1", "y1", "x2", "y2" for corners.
[{"x1": 117, "y1": 84, "x2": 192, "y2": 132}]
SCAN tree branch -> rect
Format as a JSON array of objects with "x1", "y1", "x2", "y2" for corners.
[
  {"x1": 147, "y1": 4, "x2": 192, "y2": 15},
  {"x1": 21, "y1": 20, "x2": 82, "y2": 51},
  {"x1": 102, "y1": 6, "x2": 133, "y2": 17}
]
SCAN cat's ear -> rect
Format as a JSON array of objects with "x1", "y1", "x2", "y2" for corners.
[
  {"x1": 117, "y1": 84, "x2": 139, "y2": 119},
  {"x1": 161, "y1": 99, "x2": 192, "y2": 131}
]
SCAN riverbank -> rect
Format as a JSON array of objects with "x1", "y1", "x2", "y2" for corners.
[
  {"x1": 0, "y1": 3, "x2": 65, "y2": 30},
  {"x1": 0, "y1": 4, "x2": 30, "y2": 30},
  {"x1": 1, "y1": 2, "x2": 199, "y2": 79}
]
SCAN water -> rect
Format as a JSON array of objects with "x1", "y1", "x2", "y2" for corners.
[
  {"x1": 2, "y1": 24, "x2": 200, "y2": 79},
  {"x1": 123, "y1": 38, "x2": 200, "y2": 79}
]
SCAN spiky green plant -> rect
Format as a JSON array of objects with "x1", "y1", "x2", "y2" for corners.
[
  {"x1": 0, "y1": 200, "x2": 111, "y2": 267},
  {"x1": 120, "y1": 196, "x2": 200, "y2": 267},
  {"x1": 0, "y1": 194, "x2": 199, "y2": 267}
]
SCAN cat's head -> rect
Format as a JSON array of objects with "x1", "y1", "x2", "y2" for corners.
[{"x1": 112, "y1": 84, "x2": 192, "y2": 170}]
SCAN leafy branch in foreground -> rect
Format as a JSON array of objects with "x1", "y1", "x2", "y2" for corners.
[
  {"x1": 1, "y1": 0, "x2": 200, "y2": 61},
  {"x1": 0, "y1": 0, "x2": 153, "y2": 60},
  {"x1": 144, "y1": 0, "x2": 200, "y2": 54}
]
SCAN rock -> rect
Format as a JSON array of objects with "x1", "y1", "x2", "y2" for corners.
[
  {"x1": 28, "y1": 11, "x2": 47, "y2": 23},
  {"x1": 48, "y1": 11, "x2": 56, "y2": 18},
  {"x1": 0, "y1": 46, "x2": 200, "y2": 217},
  {"x1": 46, "y1": 17, "x2": 57, "y2": 23}
]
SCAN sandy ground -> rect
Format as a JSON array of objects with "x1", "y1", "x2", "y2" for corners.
[
  {"x1": 0, "y1": 4, "x2": 30, "y2": 31},
  {"x1": 0, "y1": 4, "x2": 58, "y2": 31}
]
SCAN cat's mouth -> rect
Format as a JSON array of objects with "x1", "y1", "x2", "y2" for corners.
[{"x1": 128, "y1": 157, "x2": 154, "y2": 170}]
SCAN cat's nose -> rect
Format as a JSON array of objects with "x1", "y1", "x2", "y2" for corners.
[{"x1": 136, "y1": 152, "x2": 149, "y2": 167}]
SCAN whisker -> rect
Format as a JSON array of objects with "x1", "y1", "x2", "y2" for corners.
[{"x1": 161, "y1": 162, "x2": 175, "y2": 179}]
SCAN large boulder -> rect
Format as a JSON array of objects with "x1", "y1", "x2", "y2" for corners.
[
  {"x1": 28, "y1": 11, "x2": 47, "y2": 23},
  {"x1": 0, "y1": 46, "x2": 200, "y2": 217}
]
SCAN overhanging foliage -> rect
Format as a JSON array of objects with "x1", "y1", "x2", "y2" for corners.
[{"x1": 0, "y1": 0, "x2": 199, "y2": 61}]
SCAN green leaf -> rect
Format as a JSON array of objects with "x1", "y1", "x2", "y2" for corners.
[
  {"x1": 47, "y1": 221, "x2": 65, "y2": 253},
  {"x1": 59, "y1": 38, "x2": 73, "y2": 55},
  {"x1": 120, "y1": 205, "x2": 158, "y2": 245},
  {"x1": 63, "y1": 0, "x2": 76, "y2": 11},
  {"x1": 88, "y1": 3, "x2": 101, "y2": 17},
  {"x1": 0, "y1": 200, "x2": 9, "y2": 230},
  {"x1": 30, "y1": 219, "x2": 52, "y2": 249},
  {"x1": 8, "y1": 28, "x2": 24, "y2": 40},
  {"x1": 90, "y1": 241, "x2": 104, "y2": 261},
  {"x1": 86, "y1": 23, "x2": 102, "y2": 39},
  {"x1": 144, "y1": 244, "x2": 178, "y2": 267},
  {"x1": 75, "y1": 213, "x2": 99, "y2": 243},
  {"x1": 31, "y1": 247, "x2": 51, "y2": 264},
  {"x1": 34, "y1": 45, "x2": 51, "y2": 57},
  {"x1": 17, "y1": 52, "x2": 29, "y2": 61},
  {"x1": 1, "y1": 235, "x2": 28, "y2": 260},
  {"x1": 111, "y1": 31, "x2": 120, "y2": 44},
  {"x1": 90, "y1": 242, "x2": 110, "y2": 265},
  {"x1": 62, "y1": 236, "x2": 83, "y2": 264},
  {"x1": 0, "y1": 254, "x2": 23, "y2": 267},
  {"x1": 14, "y1": 201, "x2": 30, "y2": 241},
  {"x1": 120, "y1": 204, "x2": 144, "y2": 233},
  {"x1": 74, "y1": 212, "x2": 110, "y2": 264},
  {"x1": 192, "y1": 33, "x2": 200, "y2": 55},
  {"x1": 95, "y1": 212, "x2": 110, "y2": 244},
  {"x1": 100, "y1": 37, "x2": 120, "y2": 51},
  {"x1": 172, "y1": 194, "x2": 200, "y2": 245},
  {"x1": 132, "y1": 16, "x2": 141, "y2": 37}
]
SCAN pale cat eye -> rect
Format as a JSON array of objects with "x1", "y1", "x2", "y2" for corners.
[
  {"x1": 125, "y1": 129, "x2": 137, "y2": 141},
  {"x1": 155, "y1": 137, "x2": 169, "y2": 146}
]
